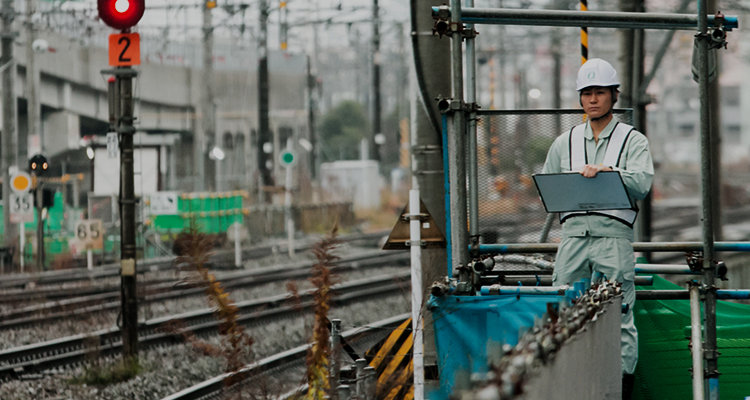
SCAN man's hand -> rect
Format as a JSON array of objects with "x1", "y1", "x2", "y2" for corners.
[{"x1": 580, "y1": 164, "x2": 613, "y2": 178}]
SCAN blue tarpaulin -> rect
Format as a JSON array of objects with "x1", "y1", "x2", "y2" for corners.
[{"x1": 428, "y1": 294, "x2": 560, "y2": 397}]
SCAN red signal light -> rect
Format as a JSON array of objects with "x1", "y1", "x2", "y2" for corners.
[{"x1": 98, "y1": 0, "x2": 145, "y2": 30}]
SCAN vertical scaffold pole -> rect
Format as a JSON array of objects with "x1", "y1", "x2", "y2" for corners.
[
  {"x1": 448, "y1": 0, "x2": 469, "y2": 285},
  {"x1": 409, "y1": 190, "x2": 424, "y2": 400},
  {"x1": 696, "y1": 0, "x2": 718, "y2": 397},
  {"x1": 466, "y1": 0, "x2": 479, "y2": 257},
  {"x1": 690, "y1": 283, "x2": 705, "y2": 400}
]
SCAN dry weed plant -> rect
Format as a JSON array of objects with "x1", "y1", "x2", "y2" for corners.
[
  {"x1": 171, "y1": 223, "x2": 257, "y2": 399},
  {"x1": 288, "y1": 224, "x2": 341, "y2": 400}
]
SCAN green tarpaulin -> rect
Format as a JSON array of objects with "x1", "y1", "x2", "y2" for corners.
[{"x1": 634, "y1": 275, "x2": 750, "y2": 399}]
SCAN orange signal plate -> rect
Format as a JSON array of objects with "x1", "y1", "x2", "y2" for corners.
[
  {"x1": 10, "y1": 172, "x2": 32, "y2": 192},
  {"x1": 109, "y1": 33, "x2": 141, "y2": 67}
]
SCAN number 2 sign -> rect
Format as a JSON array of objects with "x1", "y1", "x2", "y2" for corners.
[{"x1": 109, "y1": 33, "x2": 141, "y2": 67}]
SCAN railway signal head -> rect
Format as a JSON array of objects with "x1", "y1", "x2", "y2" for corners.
[
  {"x1": 98, "y1": 0, "x2": 145, "y2": 30},
  {"x1": 29, "y1": 154, "x2": 49, "y2": 176}
]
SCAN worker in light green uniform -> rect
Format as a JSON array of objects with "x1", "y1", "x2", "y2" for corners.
[{"x1": 542, "y1": 59, "x2": 653, "y2": 399}]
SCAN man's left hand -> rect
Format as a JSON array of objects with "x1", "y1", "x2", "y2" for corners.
[{"x1": 580, "y1": 164, "x2": 613, "y2": 178}]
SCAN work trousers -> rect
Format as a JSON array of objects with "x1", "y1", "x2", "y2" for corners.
[{"x1": 552, "y1": 235, "x2": 638, "y2": 375}]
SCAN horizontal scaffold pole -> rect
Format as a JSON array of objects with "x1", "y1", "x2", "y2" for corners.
[
  {"x1": 635, "y1": 264, "x2": 728, "y2": 277},
  {"x1": 480, "y1": 286, "x2": 750, "y2": 300},
  {"x1": 478, "y1": 242, "x2": 750, "y2": 254},
  {"x1": 431, "y1": 7, "x2": 738, "y2": 31},
  {"x1": 637, "y1": 290, "x2": 750, "y2": 301}
]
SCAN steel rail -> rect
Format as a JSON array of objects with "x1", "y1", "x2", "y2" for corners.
[
  {"x1": 0, "y1": 231, "x2": 388, "y2": 289},
  {"x1": 0, "y1": 251, "x2": 410, "y2": 330},
  {"x1": 0, "y1": 272, "x2": 411, "y2": 379},
  {"x1": 431, "y1": 7, "x2": 738, "y2": 31},
  {"x1": 161, "y1": 313, "x2": 410, "y2": 400}
]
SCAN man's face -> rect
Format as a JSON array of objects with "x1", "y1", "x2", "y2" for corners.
[{"x1": 580, "y1": 86, "x2": 614, "y2": 119}]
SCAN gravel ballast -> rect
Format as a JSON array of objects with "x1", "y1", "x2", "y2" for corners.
[{"x1": 0, "y1": 294, "x2": 410, "y2": 400}]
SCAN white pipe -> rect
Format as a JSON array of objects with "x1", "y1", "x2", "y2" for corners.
[
  {"x1": 285, "y1": 138, "x2": 295, "y2": 257},
  {"x1": 87, "y1": 249, "x2": 93, "y2": 271},
  {"x1": 409, "y1": 189, "x2": 424, "y2": 400},
  {"x1": 690, "y1": 284, "x2": 704, "y2": 400},
  {"x1": 234, "y1": 222, "x2": 242, "y2": 267}
]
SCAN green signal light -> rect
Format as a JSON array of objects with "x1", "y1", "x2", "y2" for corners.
[{"x1": 282, "y1": 152, "x2": 294, "y2": 164}]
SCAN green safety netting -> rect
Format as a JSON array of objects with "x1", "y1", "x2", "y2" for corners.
[{"x1": 634, "y1": 275, "x2": 750, "y2": 399}]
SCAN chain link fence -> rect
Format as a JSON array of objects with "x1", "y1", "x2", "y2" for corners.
[{"x1": 474, "y1": 109, "x2": 633, "y2": 244}]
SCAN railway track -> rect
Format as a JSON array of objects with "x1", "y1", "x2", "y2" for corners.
[
  {"x1": 0, "y1": 272, "x2": 410, "y2": 380},
  {"x1": 0, "y1": 231, "x2": 387, "y2": 290},
  {"x1": 161, "y1": 313, "x2": 410, "y2": 400},
  {"x1": 0, "y1": 251, "x2": 409, "y2": 330}
]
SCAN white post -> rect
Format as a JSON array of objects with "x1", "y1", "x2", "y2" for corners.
[
  {"x1": 409, "y1": 189, "x2": 424, "y2": 400},
  {"x1": 87, "y1": 249, "x2": 93, "y2": 271},
  {"x1": 690, "y1": 284, "x2": 705, "y2": 400},
  {"x1": 234, "y1": 221, "x2": 242, "y2": 267},
  {"x1": 19, "y1": 222, "x2": 24, "y2": 272},
  {"x1": 284, "y1": 138, "x2": 295, "y2": 257}
]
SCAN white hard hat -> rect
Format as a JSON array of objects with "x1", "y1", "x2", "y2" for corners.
[{"x1": 576, "y1": 58, "x2": 620, "y2": 91}]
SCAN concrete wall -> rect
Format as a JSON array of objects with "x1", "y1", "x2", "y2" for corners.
[{"x1": 520, "y1": 297, "x2": 622, "y2": 400}]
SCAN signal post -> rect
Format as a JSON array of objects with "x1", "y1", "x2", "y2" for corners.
[{"x1": 98, "y1": 0, "x2": 144, "y2": 363}]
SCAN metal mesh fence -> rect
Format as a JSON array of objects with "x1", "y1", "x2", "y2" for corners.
[{"x1": 474, "y1": 109, "x2": 633, "y2": 244}]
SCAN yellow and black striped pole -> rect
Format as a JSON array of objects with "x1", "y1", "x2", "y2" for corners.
[
  {"x1": 580, "y1": 0, "x2": 588, "y2": 65},
  {"x1": 580, "y1": 0, "x2": 588, "y2": 122}
]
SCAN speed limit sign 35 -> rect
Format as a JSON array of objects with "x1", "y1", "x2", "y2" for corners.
[{"x1": 9, "y1": 193, "x2": 34, "y2": 223}]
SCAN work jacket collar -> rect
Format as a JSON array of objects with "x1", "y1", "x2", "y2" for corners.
[{"x1": 584, "y1": 117, "x2": 619, "y2": 141}]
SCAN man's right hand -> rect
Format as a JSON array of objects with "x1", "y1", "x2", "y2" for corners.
[{"x1": 580, "y1": 164, "x2": 612, "y2": 178}]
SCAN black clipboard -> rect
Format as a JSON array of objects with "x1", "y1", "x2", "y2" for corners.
[{"x1": 532, "y1": 171, "x2": 634, "y2": 213}]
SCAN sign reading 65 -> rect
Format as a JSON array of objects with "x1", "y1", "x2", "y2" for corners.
[{"x1": 75, "y1": 219, "x2": 103, "y2": 250}]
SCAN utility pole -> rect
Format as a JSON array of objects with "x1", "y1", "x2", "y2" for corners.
[
  {"x1": 410, "y1": 0, "x2": 451, "y2": 369},
  {"x1": 26, "y1": 0, "x2": 41, "y2": 271},
  {"x1": 2, "y1": 0, "x2": 18, "y2": 253},
  {"x1": 96, "y1": 0, "x2": 144, "y2": 364},
  {"x1": 306, "y1": 55, "x2": 317, "y2": 180},
  {"x1": 26, "y1": 0, "x2": 39, "y2": 155},
  {"x1": 370, "y1": 0, "x2": 381, "y2": 161},
  {"x1": 117, "y1": 67, "x2": 139, "y2": 361},
  {"x1": 35, "y1": 183, "x2": 43, "y2": 270},
  {"x1": 197, "y1": 1, "x2": 214, "y2": 192},
  {"x1": 257, "y1": 0, "x2": 273, "y2": 200}
]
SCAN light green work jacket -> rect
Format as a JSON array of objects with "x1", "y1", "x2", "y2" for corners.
[{"x1": 541, "y1": 117, "x2": 654, "y2": 240}]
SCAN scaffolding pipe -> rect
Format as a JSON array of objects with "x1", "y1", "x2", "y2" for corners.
[
  {"x1": 478, "y1": 241, "x2": 750, "y2": 254},
  {"x1": 448, "y1": 0, "x2": 470, "y2": 281},
  {"x1": 481, "y1": 287, "x2": 750, "y2": 300},
  {"x1": 539, "y1": 213, "x2": 555, "y2": 243},
  {"x1": 635, "y1": 264, "x2": 727, "y2": 277},
  {"x1": 637, "y1": 289, "x2": 750, "y2": 301},
  {"x1": 690, "y1": 284, "x2": 705, "y2": 400},
  {"x1": 480, "y1": 285, "x2": 569, "y2": 296},
  {"x1": 466, "y1": 0, "x2": 479, "y2": 258},
  {"x1": 409, "y1": 190, "x2": 425, "y2": 400},
  {"x1": 494, "y1": 275, "x2": 653, "y2": 286},
  {"x1": 431, "y1": 7, "x2": 738, "y2": 31},
  {"x1": 696, "y1": 0, "x2": 719, "y2": 396}
]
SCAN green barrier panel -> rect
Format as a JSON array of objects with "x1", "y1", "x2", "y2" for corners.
[
  {"x1": 150, "y1": 192, "x2": 245, "y2": 235},
  {"x1": 634, "y1": 275, "x2": 750, "y2": 399}
]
